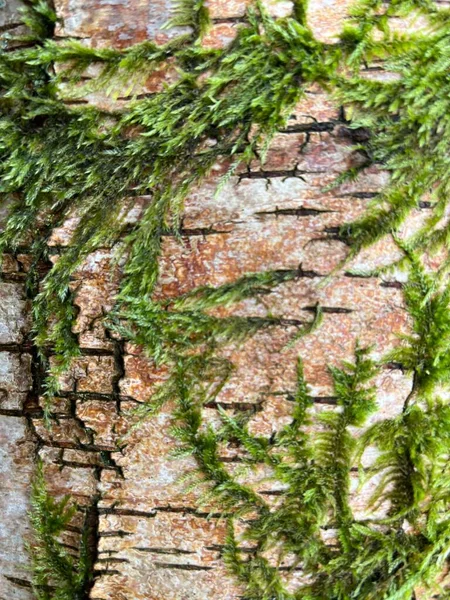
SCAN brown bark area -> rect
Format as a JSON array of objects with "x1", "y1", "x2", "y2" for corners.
[{"x1": 0, "y1": 1, "x2": 422, "y2": 598}]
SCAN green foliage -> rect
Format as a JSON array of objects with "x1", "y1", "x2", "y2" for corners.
[
  {"x1": 336, "y1": 0, "x2": 450, "y2": 260},
  {"x1": 28, "y1": 462, "x2": 94, "y2": 600},
  {"x1": 170, "y1": 327, "x2": 450, "y2": 600},
  {"x1": 164, "y1": 0, "x2": 212, "y2": 38},
  {"x1": 386, "y1": 242, "x2": 450, "y2": 397},
  {"x1": 215, "y1": 349, "x2": 379, "y2": 599}
]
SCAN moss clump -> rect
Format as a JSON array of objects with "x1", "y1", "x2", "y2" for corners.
[{"x1": 28, "y1": 462, "x2": 95, "y2": 600}]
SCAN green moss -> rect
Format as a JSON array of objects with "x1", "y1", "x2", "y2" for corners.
[{"x1": 28, "y1": 462, "x2": 95, "y2": 600}]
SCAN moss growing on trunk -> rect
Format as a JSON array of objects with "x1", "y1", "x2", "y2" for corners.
[{"x1": 4, "y1": 0, "x2": 450, "y2": 598}]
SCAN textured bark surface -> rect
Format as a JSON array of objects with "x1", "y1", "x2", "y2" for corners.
[
  {"x1": 0, "y1": 0, "x2": 36, "y2": 574},
  {"x1": 0, "y1": 0, "x2": 24, "y2": 29},
  {"x1": 0, "y1": 1, "x2": 422, "y2": 598},
  {"x1": 0, "y1": 282, "x2": 34, "y2": 597}
]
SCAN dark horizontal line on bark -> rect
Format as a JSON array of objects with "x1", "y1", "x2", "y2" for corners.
[
  {"x1": 203, "y1": 400, "x2": 263, "y2": 412},
  {"x1": 154, "y1": 562, "x2": 213, "y2": 571},
  {"x1": 282, "y1": 122, "x2": 335, "y2": 133},
  {"x1": 63, "y1": 99, "x2": 90, "y2": 105},
  {"x1": 4, "y1": 576, "x2": 33, "y2": 588},
  {"x1": 65, "y1": 524, "x2": 83, "y2": 534},
  {"x1": 343, "y1": 271, "x2": 373, "y2": 279},
  {"x1": 155, "y1": 506, "x2": 225, "y2": 519},
  {"x1": 239, "y1": 169, "x2": 298, "y2": 179},
  {"x1": 285, "y1": 394, "x2": 338, "y2": 405},
  {"x1": 3, "y1": 41, "x2": 37, "y2": 53},
  {"x1": 93, "y1": 569, "x2": 121, "y2": 576},
  {"x1": 211, "y1": 16, "x2": 247, "y2": 24},
  {"x1": 303, "y1": 305, "x2": 353, "y2": 314},
  {"x1": 38, "y1": 439, "x2": 100, "y2": 452},
  {"x1": 58, "y1": 390, "x2": 136, "y2": 403},
  {"x1": 380, "y1": 281, "x2": 404, "y2": 289},
  {"x1": 99, "y1": 530, "x2": 133, "y2": 538},
  {"x1": 383, "y1": 362, "x2": 404, "y2": 371},
  {"x1": 268, "y1": 317, "x2": 307, "y2": 327},
  {"x1": 297, "y1": 268, "x2": 323, "y2": 278},
  {"x1": 75, "y1": 347, "x2": 115, "y2": 357},
  {"x1": 0, "y1": 273, "x2": 27, "y2": 283},
  {"x1": 161, "y1": 227, "x2": 230, "y2": 237},
  {"x1": 116, "y1": 91, "x2": 157, "y2": 101},
  {"x1": 259, "y1": 490, "x2": 285, "y2": 496},
  {"x1": 60, "y1": 542, "x2": 81, "y2": 553},
  {"x1": 59, "y1": 74, "x2": 91, "y2": 83},
  {"x1": 337, "y1": 192, "x2": 378, "y2": 199},
  {"x1": 133, "y1": 547, "x2": 194, "y2": 555},
  {"x1": 0, "y1": 22, "x2": 24, "y2": 33},
  {"x1": 39, "y1": 440, "x2": 116, "y2": 452},
  {"x1": 99, "y1": 507, "x2": 157, "y2": 518},
  {"x1": 24, "y1": 406, "x2": 44, "y2": 417},
  {"x1": 97, "y1": 557, "x2": 130, "y2": 564},
  {"x1": 0, "y1": 342, "x2": 32, "y2": 354},
  {"x1": 0, "y1": 409, "x2": 23, "y2": 417},
  {"x1": 361, "y1": 65, "x2": 385, "y2": 72},
  {"x1": 255, "y1": 207, "x2": 335, "y2": 217},
  {"x1": 312, "y1": 396, "x2": 339, "y2": 405}
]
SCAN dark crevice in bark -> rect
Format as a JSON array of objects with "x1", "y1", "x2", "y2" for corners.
[
  {"x1": 93, "y1": 568, "x2": 121, "y2": 576},
  {"x1": 256, "y1": 207, "x2": 335, "y2": 217},
  {"x1": 303, "y1": 305, "x2": 353, "y2": 314},
  {"x1": 161, "y1": 226, "x2": 231, "y2": 237},
  {"x1": 380, "y1": 281, "x2": 404, "y2": 289},
  {"x1": 4, "y1": 575, "x2": 33, "y2": 588},
  {"x1": 343, "y1": 271, "x2": 373, "y2": 279},
  {"x1": 58, "y1": 390, "x2": 138, "y2": 403},
  {"x1": 282, "y1": 122, "x2": 335, "y2": 133},
  {"x1": 98, "y1": 530, "x2": 133, "y2": 538},
  {"x1": 154, "y1": 562, "x2": 213, "y2": 571},
  {"x1": 238, "y1": 169, "x2": 299, "y2": 180},
  {"x1": 134, "y1": 547, "x2": 194, "y2": 555},
  {"x1": 337, "y1": 192, "x2": 378, "y2": 199},
  {"x1": 211, "y1": 16, "x2": 246, "y2": 24},
  {"x1": 99, "y1": 507, "x2": 157, "y2": 518},
  {"x1": 109, "y1": 332, "x2": 126, "y2": 423},
  {"x1": 203, "y1": 400, "x2": 263, "y2": 412},
  {"x1": 0, "y1": 342, "x2": 32, "y2": 353},
  {"x1": 82, "y1": 497, "x2": 101, "y2": 599}
]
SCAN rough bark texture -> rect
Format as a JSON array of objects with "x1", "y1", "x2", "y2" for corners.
[{"x1": 0, "y1": 1, "x2": 420, "y2": 599}]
